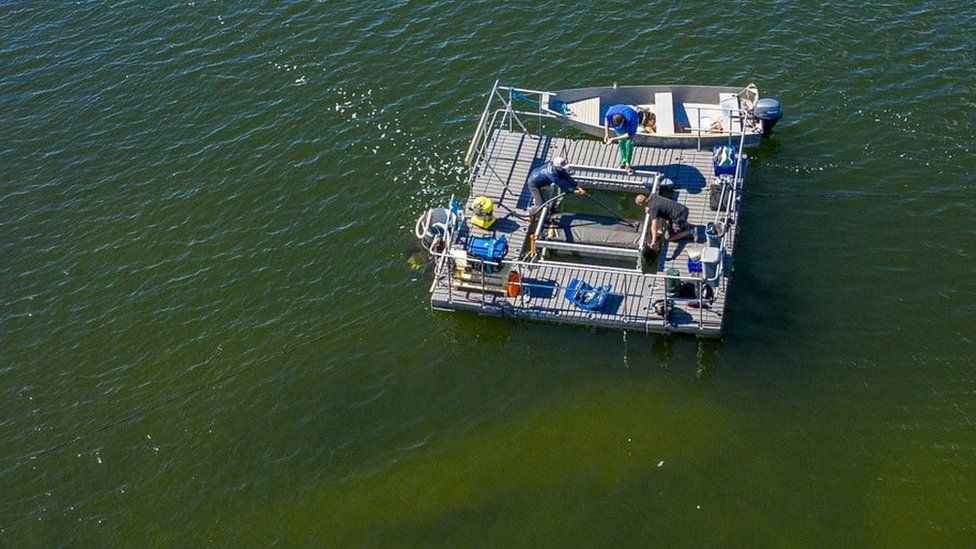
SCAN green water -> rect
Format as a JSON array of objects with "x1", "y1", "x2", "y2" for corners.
[{"x1": 2, "y1": 1, "x2": 975, "y2": 545}]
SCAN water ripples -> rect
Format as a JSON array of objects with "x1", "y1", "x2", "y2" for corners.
[{"x1": 2, "y1": 0, "x2": 976, "y2": 544}]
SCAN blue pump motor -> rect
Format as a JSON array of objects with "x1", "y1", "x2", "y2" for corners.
[{"x1": 466, "y1": 235, "x2": 508, "y2": 273}]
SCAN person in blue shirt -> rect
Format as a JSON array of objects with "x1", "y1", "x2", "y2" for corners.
[
  {"x1": 603, "y1": 104, "x2": 639, "y2": 175},
  {"x1": 527, "y1": 156, "x2": 585, "y2": 213}
]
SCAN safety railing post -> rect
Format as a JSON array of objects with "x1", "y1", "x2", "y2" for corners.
[
  {"x1": 697, "y1": 109, "x2": 702, "y2": 150},
  {"x1": 480, "y1": 260, "x2": 487, "y2": 309},
  {"x1": 699, "y1": 273, "x2": 704, "y2": 330},
  {"x1": 465, "y1": 80, "x2": 499, "y2": 168},
  {"x1": 537, "y1": 92, "x2": 543, "y2": 136},
  {"x1": 447, "y1": 259, "x2": 454, "y2": 304},
  {"x1": 507, "y1": 88, "x2": 513, "y2": 133}
]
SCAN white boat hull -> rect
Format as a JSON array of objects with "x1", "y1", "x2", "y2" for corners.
[{"x1": 546, "y1": 84, "x2": 764, "y2": 149}]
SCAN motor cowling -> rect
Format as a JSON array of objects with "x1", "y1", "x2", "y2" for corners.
[{"x1": 753, "y1": 98, "x2": 783, "y2": 138}]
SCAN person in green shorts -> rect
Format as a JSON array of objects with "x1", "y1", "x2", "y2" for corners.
[{"x1": 603, "y1": 104, "x2": 639, "y2": 175}]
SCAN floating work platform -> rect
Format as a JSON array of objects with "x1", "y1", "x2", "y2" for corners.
[{"x1": 419, "y1": 84, "x2": 760, "y2": 337}]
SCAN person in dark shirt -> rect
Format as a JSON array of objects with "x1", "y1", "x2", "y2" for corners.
[
  {"x1": 527, "y1": 156, "x2": 586, "y2": 212},
  {"x1": 636, "y1": 193, "x2": 692, "y2": 251}
]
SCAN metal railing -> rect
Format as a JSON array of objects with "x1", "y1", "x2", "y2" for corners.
[
  {"x1": 683, "y1": 104, "x2": 755, "y2": 150},
  {"x1": 710, "y1": 124, "x2": 747, "y2": 227},
  {"x1": 464, "y1": 80, "x2": 500, "y2": 169},
  {"x1": 464, "y1": 83, "x2": 558, "y2": 170},
  {"x1": 433, "y1": 169, "x2": 713, "y2": 331},
  {"x1": 530, "y1": 174, "x2": 662, "y2": 272},
  {"x1": 700, "y1": 114, "x2": 748, "y2": 291},
  {"x1": 430, "y1": 248, "x2": 716, "y2": 332}
]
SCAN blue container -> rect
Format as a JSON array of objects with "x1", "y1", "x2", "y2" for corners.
[
  {"x1": 467, "y1": 235, "x2": 508, "y2": 273},
  {"x1": 564, "y1": 278, "x2": 612, "y2": 311},
  {"x1": 712, "y1": 144, "x2": 737, "y2": 176},
  {"x1": 466, "y1": 235, "x2": 508, "y2": 262},
  {"x1": 687, "y1": 257, "x2": 703, "y2": 273}
]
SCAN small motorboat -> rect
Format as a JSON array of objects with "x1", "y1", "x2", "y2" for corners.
[{"x1": 542, "y1": 84, "x2": 782, "y2": 148}]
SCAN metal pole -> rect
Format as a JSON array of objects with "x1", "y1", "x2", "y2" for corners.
[
  {"x1": 538, "y1": 92, "x2": 543, "y2": 136},
  {"x1": 698, "y1": 274, "x2": 704, "y2": 329},
  {"x1": 532, "y1": 239, "x2": 641, "y2": 259},
  {"x1": 507, "y1": 88, "x2": 513, "y2": 133},
  {"x1": 569, "y1": 164, "x2": 662, "y2": 179},
  {"x1": 465, "y1": 80, "x2": 498, "y2": 168},
  {"x1": 697, "y1": 107, "x2": 701, "y2": 150},
  {"x1": 480, "y1": 260, "x2": 487, "y2": 308},
  {"x1": 448, "y1": 260, "x2": 454, "y2": 303}
]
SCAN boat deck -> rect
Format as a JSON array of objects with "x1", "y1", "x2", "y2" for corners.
[{"x1": 431, "y1": 129, "x2": 744, "y2": 337}]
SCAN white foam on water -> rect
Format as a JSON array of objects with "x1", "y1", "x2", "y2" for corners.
[{"x1": 324, "y1": 86, "x2": 469, "y2": 220}]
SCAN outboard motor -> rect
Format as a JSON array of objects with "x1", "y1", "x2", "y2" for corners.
[{"x1": 753, "y1": 98, "x2": 783, "y2": 138}]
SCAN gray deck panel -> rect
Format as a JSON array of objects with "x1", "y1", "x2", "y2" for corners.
[{"x1": 432, "y1": 128, "x2": 745, "y2": 337}]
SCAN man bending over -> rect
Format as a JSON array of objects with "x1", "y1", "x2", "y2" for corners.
[{"x1": 636, "y1": 193, "x2": 692, "y2": 252}]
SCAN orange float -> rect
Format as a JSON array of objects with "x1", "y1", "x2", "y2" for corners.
[{"x1": 506, "y1": 269, "x2": 521, "y2": 298}]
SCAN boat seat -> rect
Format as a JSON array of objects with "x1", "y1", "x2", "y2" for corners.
[
  {"x1": 654, "y1": 92, "x2": 676, "y2": 134},
  {"x1": 684, "y1": 98, "x2": 739, "y2": 134},
  {"x1": 719, "y1": 93, "x2": 740, "y2": 132},
  {"x1": 567, "y1": 97, "x2": 601, "y2": 126}
]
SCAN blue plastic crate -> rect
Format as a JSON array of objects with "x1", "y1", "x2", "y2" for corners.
[
  {"x1": 712, "y1": 145, "x2": 737, "y2": 176},
  {"x1": 564, "y1": 278, "x2": 612, "y2": 312}
]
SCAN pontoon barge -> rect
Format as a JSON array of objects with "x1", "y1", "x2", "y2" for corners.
[{"x1": 415, "y1": 82, "x2": 781, "y2": 337}]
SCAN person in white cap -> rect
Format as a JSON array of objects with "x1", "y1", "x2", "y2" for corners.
[{"x1": 526, "y1": 156, "x2": 585, "y2": 213}]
